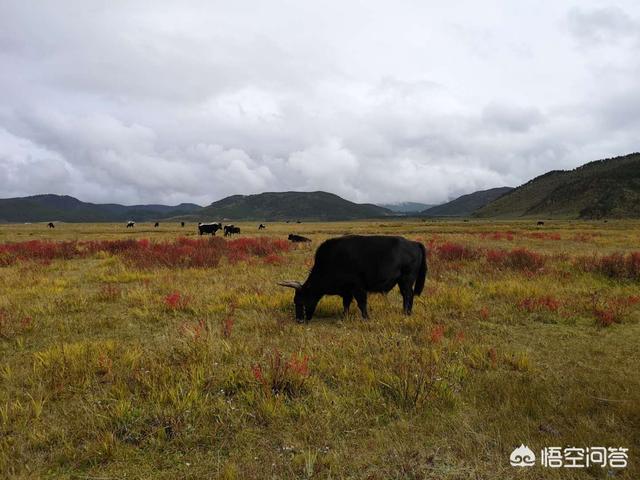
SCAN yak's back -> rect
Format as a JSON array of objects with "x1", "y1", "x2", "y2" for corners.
[{"x1": 312, "y1": 235, "x2": 410, "y2": 274}]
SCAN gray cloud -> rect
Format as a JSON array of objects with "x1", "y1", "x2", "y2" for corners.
[{"x1": 1, "y1": 1, "x2": 639, "y2": 205}]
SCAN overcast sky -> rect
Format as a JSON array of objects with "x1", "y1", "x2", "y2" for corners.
[{"x1": 1, "y1": 1, "x2": 639, "y2": 206}]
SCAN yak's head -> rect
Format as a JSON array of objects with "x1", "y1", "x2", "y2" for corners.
[{"x1": 277, "y1": 281, "x2": 318, "y2": 322}]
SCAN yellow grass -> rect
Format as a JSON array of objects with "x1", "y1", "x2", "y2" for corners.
[{"x1": 0, "y1": 219, "x2": 639, "y2": 479}]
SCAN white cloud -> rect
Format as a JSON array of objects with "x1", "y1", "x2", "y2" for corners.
[{"x1": 0, "y1": 1, "x2": 639, "y2": 205}]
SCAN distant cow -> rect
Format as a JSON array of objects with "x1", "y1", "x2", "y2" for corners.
[
  {"x1": 288, "y1": 234, "x2": 311, "y2": 243},
  {"x1": 258, "y1": 224, "x2": 266, "y2": 230},
  {"x1": 47, "y1": 222, "x2": 55, "y2": 229},
  {"x1": 154, "y1": 222, "x2": 159, "y2": 228},
  {"x1": 181, "y1": 222, "x2": 185, "y2": 227},
  {"x1": 126, "y1": 221, "x2": 135, "y2": 228},
  {"x1": 537, "y1": 221, "x2": 545, "y2": 226},
  {"x1": 198, "y1": 222, "x2": 222, "y2": 235},
  {"x1": 279, "y1": 235, "x2": 428, "y2": 322},
  {"x1": 224, "y1": 225, "x2": 241, "y2": 236}
]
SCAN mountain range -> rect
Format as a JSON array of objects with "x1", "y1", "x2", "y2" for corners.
[
  {"x1": 475, "y1": 152, "x2": 640, "y2": 218},
  {"x1": 2, "y1": 153, "x2": 639, "y2": 222},
  {"x1": 377, "y1": 202, "x2": 436, "y2": 213},
  {"x1": 421, "y1": 187, "x2": 513, "y2": 217}
]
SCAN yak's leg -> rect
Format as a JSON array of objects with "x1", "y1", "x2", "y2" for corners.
[
  {"x1": 354, "y1": 289, "x2": 368, "y2": 319},
  {"x1": 342, "y1": 293, "x2": 353, "y2": 316},
  {"x1": 398, "y1": 278, "x2": 414, "y2": 315}
]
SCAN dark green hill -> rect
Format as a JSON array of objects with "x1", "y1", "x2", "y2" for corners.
[
  {"x1": 475, "y1": 153, "x2": 640, "y2": 218},
  {"x1": 197, "y1": 191, "x2": 392, "y2": 221},
  {"x1": 0, "y1": 194, "x2": 202, "y2": 223},
  {"x1": 421, "y1": 187, "x2": 513, "y2": 217}
]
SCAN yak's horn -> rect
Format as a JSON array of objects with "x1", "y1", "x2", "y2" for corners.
[{"x1": 277, "y1": 280, "x2": 302, "y2": 289}]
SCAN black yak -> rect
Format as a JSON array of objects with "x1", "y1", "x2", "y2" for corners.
[
  {"x1": 181, "y1": 221, "x2": 185, "y2": 227},
  {"x1": 537, "y1": 221, "x2": 545, "y2": 226},
  {"x1": 198, "y1": 222, "x2": 222, "y2": 235},
  {"x1": 224, "y1": 225, "x2": 240, "y2": 236},
  {"x1": 47, "y1": 222, "x2": 55, "y2": 229},
  {"x1": 288, "y1": 234, "x2": 311, "y2": 243},
  {"x1": 126, "y1": 221, "x2": 135, "y2": 228},
  {"x1": 278, "y1": 235, "x2": 427, "y2": 322},
  {"x1": 154, "y1": 222, "x2": 159, "y2": 227},
  {"x1": 258, "y1": 224, "x2": 266, "y2": 230}
]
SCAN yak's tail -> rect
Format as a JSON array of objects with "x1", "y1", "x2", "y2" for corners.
[{"x1": 414, "y1": 242, "x2": 428, "y2": 295}]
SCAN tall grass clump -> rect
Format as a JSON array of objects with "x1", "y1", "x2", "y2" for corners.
[{"x1": 252, "y1": 350, "x2": 310, "y2": 397}]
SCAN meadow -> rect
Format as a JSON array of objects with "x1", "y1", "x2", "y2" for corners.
[{"x1": 0, "y1": 220, "x2": 639, "y2": 479}]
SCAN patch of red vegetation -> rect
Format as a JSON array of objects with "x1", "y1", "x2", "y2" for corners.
[
  {"x1": 436, "y1": 242, "x2": 480, "y2": 261},
  {"x1": 252, "y1": 349, "x2": 310, "y2": 396},
  {"x1": 591, "y1": 294, "x2": 640, "y2": 327},
  {"x1": 429, "y1": 325, "x2": 445, "y2": 343},
  {"x1": 486, "y1": 248, "x2": 546, "y2": 272},
  {"x1": 580, "y1": 252, "x2": 640, "y2": 280},
  {"x1": 479, "y1": 231, "x2": 515, "y2": 241},
  {"x1": 479, "y1": 306, "x2": 490, "y2": 320},
  {"x1": 0, "y1": 237, "x2": 292, "y2": 269},
  {"x1": 524, "y1": 232, "x2": 561, "y2": 241},
  {"x1": 164, "y1": 291, "x2": 191, "y2": 311},
  {"x1": 518, "y1": 296, "x2": 560, "y2": 313}
]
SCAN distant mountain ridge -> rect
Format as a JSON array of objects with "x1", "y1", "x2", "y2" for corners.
[
  {"x1": 3, "y1": 153, "x2": 640, "y2": 222},
  {"x1": 421, "y1": 187, "x2": 513, "y2": 217},
  {"x1": 197, "y1": 191, "x2": 392, "y2": 221},
  {"x1": 378, "y1": 201, "x2": 436, "y2": 213},
  {"x1": 0, "y1": 194, "x2": 202, "y2": 223},
  {"x1": 0, "y1": 192, "x2": 392, "y2": 223},
  {"x1": 475, "y1": 153, "x2": 640, "y2": 218}
]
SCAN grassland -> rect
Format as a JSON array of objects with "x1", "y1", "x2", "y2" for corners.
[{"x1": 1, "y1": 220, "x2": 639, "y2": 479}]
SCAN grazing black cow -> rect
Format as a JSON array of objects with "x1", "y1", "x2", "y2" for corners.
[
  {"x1": 278, "y1": 235, "x2": 428, "y2": 322},
  {"x1": 47, "y1": 222, "x2": 55, "y2": 229},
  {"x1": 288, "y1": 234, "x2": 311, "y2": 243},
  {"x1": 258, "y1": 224, "x2": 266, "y2": 230},
  {"x1": 537, "y1": 221, "x2": 545, "y2": 226},
  {"x1": 198, "y1": 222, "x2": 222, "y2": 235},
  {"x1": 224, "y1": 225, "x2": 240, "y2": 236},
  {"x1": 181, "y1": 222, "x2": 185, "y2": 227},
  {"x1": 126, "y1": 221, "x2": 135, "y2": 228},
  {"x1": 296, "y1": 220, "x2": 302, "y2": 224},
  {"x1": 154, "y1": 222, "x2": 159, "y2": 228}
]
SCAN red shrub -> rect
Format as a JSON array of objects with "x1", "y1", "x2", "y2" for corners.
[
  {"x1": 252, "y1": 350, "x2": 310, "y2": 396},
  {"x1": 479, "y1": 306, "x2": 490, "y2": 320},
  {"x1": 221, "y1": 304, "x2": 236, "y2": 339},
  {"x1": 436, "y1": 242, "x2": 479, "y2": 261},
  {"x1": 580, "y1": 252, "x2": 640, "y2": 280},
  {"x1": 591, "y1": 293, "x2": 640, "y2": 327},
  {"x1": 484, "y1": 247, "x2": 546, "y2": 272},
  {"x1": 518, "y1": 296, "x2": 560, "y2": 313},
  {"x1": 505, "y1": 248, "x2": 546, "y2": 271},
  {"x1": 164, "y1": 291, "x2": 191, "y2": 311},
  {"x1": 485, "y1": 249, "x2": 508, "y2": 265},
  {"x1": 594, "y1": 308, "x2": 616, "y2": 327},
  {"x1": 429, "y1": 325, "x2": 445, "y2": 343},
  {"x1": 479, "y1": 231, "x2": 515, "y2": 241}
]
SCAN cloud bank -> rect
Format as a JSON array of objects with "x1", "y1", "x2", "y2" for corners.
[{"x1": 1, "y1": 1, "x2": 639, "y2": 205}]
